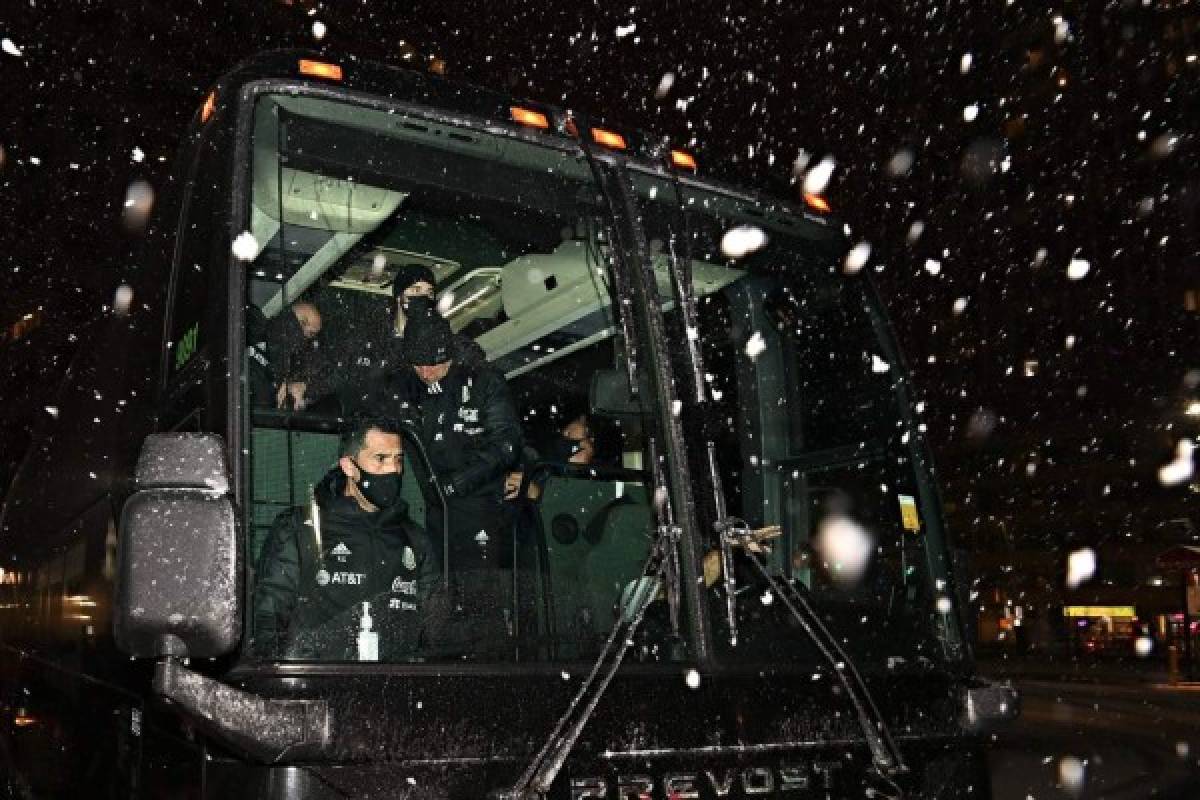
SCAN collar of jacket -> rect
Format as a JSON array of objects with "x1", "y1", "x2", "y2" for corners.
[{"x1": 313, "y1": 466, "x2": 411, "y2": 525}]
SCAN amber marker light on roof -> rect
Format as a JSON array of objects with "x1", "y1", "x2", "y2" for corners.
[
  {"x1": 510, "y1": 106, "x2": 550, "y2": 129},
  {"x1": 591, "y1": 128, "x2": 628, "y2": 150},
  {"x1": 200, "y1": 90, "x2": 217, "y2": 124},
  {"x1": 298, "y1": 59, "x2": 344, "y2": 81},
  {"x1": 803, "y1": 192, "x2": 831, "y2": 213},
  {"x1": 670, "y1": 149, "x2": 698, "y2": 171}
]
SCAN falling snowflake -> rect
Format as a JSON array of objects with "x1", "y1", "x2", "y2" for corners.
[
  {"x1": 1066, "y1": 257, "x2": 1090, "y2": 280},
  {"x1": 803, "y1": 156, "x2": 836, "y2": 195},
  {"x1": 1057, "y1": 756, "x2": 1085, "y2": 795},
  {"x1": 844, "y1": 242, "x2": 871, "y2": 274},
  {"x1": 1158, "y1": 440, "x2": 1195, "y2": 486},
  {"x1": 924, "y1": 258, "x2": 942, "y2": 276},
  {"x1": 122, "y1": 180, "x2": 155, "y2": 233},
  {"x1": 1053, "y1": 16, "x2": 1070, "y2": 43},
  {"x1": 1, "y1": 38, "x2": 22, "y2": 57},
  {"x1": 814, "y1": 515, "x2": 873, "y2": 587},
  {"x1": 885, "y1": 149, "x2": 913, "y2": 178},
  {"x1": 231, "y1": 231, "x2": 259, "y2": 261},
  {"x1": 962, "y1": 103, "x2": 979, "y2": 122},
  {"x1": 791, "y1": 149, "x2": 811, "y2": 177},
  {"x1": 312, "y1": 20, "x2": 327, "y2": 40},
  {"x1": 113, "y1": 284, "x2": 134, "y2": 316},
  {"x1": 720, "y1": 225, "x2": 767, "y2": 259},
  {"x1": 1065, "y1": 548, "x2": 1096, "y2": 589},
  {"x1": 654, "y1": 72, "x2": 674, "y2": 99},
  {"x1": 744, "y1": 331, "x2": 767, "y2": 360}
]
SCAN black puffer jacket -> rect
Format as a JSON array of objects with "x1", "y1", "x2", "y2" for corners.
[
  {"x1": 371, "y1": 361, "x2": 522, "y2": 500},
  {"x1": 246, "y1": 306, "x2": 319, "y2": 405},
  {"x1": 252, "y1": 467, "x2": 443, "y2": 660}
]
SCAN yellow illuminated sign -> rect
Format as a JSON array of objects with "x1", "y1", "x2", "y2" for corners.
[
  {"x1": 1062, "y1": 605, "x2": 1136, "y2": 619},
  {"x1": 898, "y1": 494, "x2": 920, "y2": 532}
]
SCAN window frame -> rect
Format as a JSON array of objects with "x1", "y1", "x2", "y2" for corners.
[{"x1": 228, "y1": 82, "x2": 688, "y2": 671}]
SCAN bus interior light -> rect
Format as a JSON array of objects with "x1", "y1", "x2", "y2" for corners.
[
  {"x1": 591, "y1": 128, "x2": 628, "y2": 150},
  {"x1": 510, "y1": 106, "x2": 550, "y2": 130},
  {"x1": 298, "y1": 59, "x2": 344, "y2": 81},
  {"x1": 804, "y1": 193, "x2": 831, "y2": 213},
  {"x1": 670, "y1": 149, "x2": 698, "y2": 171}
]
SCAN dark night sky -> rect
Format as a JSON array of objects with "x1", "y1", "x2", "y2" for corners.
[{"x1": 1, "y1": 0, "x2": 1197, "y2": 549}]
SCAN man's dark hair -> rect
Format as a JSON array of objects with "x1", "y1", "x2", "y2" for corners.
[{"x1": 339, "y1": 415, "x2": 403, "y2": 458}]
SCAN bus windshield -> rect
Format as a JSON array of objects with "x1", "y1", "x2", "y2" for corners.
[
  {"x1": 632, "y1": 172, "x2": 964, "y2": 671},
  {"x1": 238, "y1": 92, "x2": 679, "y2": 665}
]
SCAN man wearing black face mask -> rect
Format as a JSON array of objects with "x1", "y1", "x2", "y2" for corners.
[
  {"x1": 505, "y1": 413, "x2": 596, "y2": 501},
  {"x1": 251, "y1": 416, "x2": 443, "y2": 660}
]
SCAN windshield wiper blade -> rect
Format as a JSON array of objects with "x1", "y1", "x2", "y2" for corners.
[
  {"x1": 719, "y1": 519, "x2": 908, "y2": 790},
  {"x1": 497, "y1": 523, "x2": 680, "y2": 800}
]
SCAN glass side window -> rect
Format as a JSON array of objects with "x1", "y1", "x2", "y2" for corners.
[
  {"x1": 633, "y1": 172, "x2": 959, "y2": 669},
  {"x1": 240, "y1": 94, "x2": 671, "y2": 664}
]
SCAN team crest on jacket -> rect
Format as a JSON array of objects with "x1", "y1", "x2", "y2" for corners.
[
  {"x1": 403, "y1": 546, "x2": 417, "y2": 570},
  {"x1": 331, "y1": 542, "x2": 351, "y2": 561}
]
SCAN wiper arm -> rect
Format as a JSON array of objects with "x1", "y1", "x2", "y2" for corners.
[
  {"x1": 718, "y1": 518, "x2": 908, "y2": 790},
  {"x1": 498, "y1": 521, "x2": 680, "y2": 799}
]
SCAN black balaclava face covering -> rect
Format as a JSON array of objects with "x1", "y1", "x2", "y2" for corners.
[
  {"x1": 353, "y1": 462, "x2": 402, "y2": 509},
  {"x1": 401, "y1": 294, "x2": 434, "y2": 315},
  {"x1": 396, "y1": 294, "x2": 434, "y2": 330}
]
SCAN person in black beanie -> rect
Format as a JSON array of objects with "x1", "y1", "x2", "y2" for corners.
[
  {"x1": 370, "y1": 310, "x2": 522, "y2": 658},
  {"x1": 391, "y1": 263, "x2": 437, "y2": 336}
]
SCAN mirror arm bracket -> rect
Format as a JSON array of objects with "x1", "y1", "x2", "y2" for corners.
[{"x1": 153, "y1": 656, "x2": 332, "y2": 762}]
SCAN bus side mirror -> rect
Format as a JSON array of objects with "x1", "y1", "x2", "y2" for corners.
[
  {"x1": 114, "y1": 433, "x2": 241, "y2": 660},
  {"x1": 590, "y1": 369, "x2": 650, "y2": 418}
]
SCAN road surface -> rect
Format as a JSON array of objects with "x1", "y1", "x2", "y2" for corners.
[{"x1": 989, "y1": 680, "x2": 1200, "y2": 799}]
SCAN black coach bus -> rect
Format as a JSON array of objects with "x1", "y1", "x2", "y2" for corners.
[{"x1": 0, "y1": 51, "x2": 1016, "y2": 798}]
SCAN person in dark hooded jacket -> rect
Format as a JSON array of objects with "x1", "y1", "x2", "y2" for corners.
[
  {"x1": 302, "y1": 264, "x2": 486, "y2": 414},
  {"x1": 252, "y1": 417, "x2": 444, "y2": 660},
  {"x1": 246, "y1": 300, "x2": 323, "y2": 408},
  {"x1": 369, "y1": 311, "x2": 522, "y2": 657}
]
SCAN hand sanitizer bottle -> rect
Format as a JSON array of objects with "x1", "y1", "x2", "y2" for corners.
[{"x1": 357, "y1": 601, "x2": 379, "y2": 662}]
